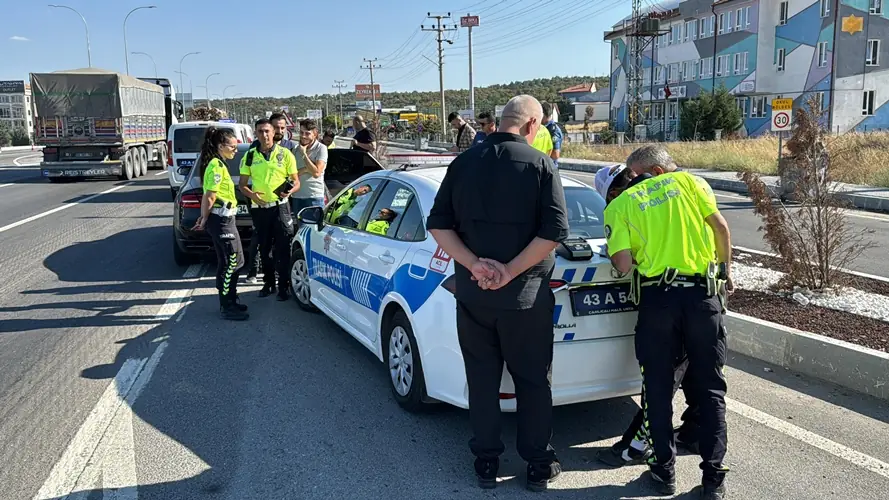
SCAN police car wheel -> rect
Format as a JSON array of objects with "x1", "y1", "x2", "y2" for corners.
[
  {"x1": 386, "y1": 311, "x2": 428, "y2": 413},
  {"x1": 289, "y1": 246, "x2": 317, "y2": 312}
]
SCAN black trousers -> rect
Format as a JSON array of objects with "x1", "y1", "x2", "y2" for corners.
[
  {"x1": 619, "y1": 355, "x2": 700, "y2": 446},
  {"x1": 205, "y1": 214, "x2": 244, "y2": 297},
  {"x1": 456, "y1": 299, "x2": 557, "y2": 466},
  {"x1": 634, "y1": 284, "x2": 728, "y2": 484},
  {"x1": 244, "y1": 207, "x2": 263, "y2": 277},
  {"x1": 251, "y1": 203, "x2": 294, "y2": 289}
]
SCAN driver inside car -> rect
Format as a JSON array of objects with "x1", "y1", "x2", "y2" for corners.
[
  {"x1": 366, "y1": 208, "x2": 398, "y2": 235},
  {"x1": 329, "y1": 184, "x2": 373, "y2": 226}
]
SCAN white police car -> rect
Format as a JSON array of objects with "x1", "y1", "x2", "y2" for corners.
[{"x1": 290, "y1": 157, "x2": 641, "y2": 413}]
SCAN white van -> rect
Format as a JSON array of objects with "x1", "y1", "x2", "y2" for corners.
[{"x1": 166, "y1": 121, "x2": 253, "y2": 198}]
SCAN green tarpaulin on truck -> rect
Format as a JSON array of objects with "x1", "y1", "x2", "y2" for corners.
[{"x1": 30, "y1": 68, "x2": 165, "y2": 119}]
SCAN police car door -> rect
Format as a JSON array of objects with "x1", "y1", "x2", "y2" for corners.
[
  {"x1": 308, "y1": 178, "x2": 384, "y2": 327},
  {"x1": 346, "y1": 181, "x2": 422, "y2": 344}
]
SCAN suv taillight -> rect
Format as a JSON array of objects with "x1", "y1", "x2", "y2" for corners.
[
  {"x1": 179, "y1": 193, "x2": 201, "y2": 209},
  {"x1": 167, "y1": 141, "x2": 173, "y2": 166}
]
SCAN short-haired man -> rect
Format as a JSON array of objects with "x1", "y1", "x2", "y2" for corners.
[
  {"x1": 320, "y1": 129, "x2": 337, "y2": 149},
  {"x1": 291, "y1": 119, "x2": 329, "y2": 217},
  {"x1": 471, "y1": 111, "x2": 495, "y2": 147},
  {"x1": 351, "y1": 115, "x2": 376, "y2": 153},
  {"x1": 540, "y1": 102, "x2": 563, "y2": 168},
  {"x1": 427, "y1": 95, "x2": 569, "y2": 492},
  {"x1": 448, "y1": 112, "x2": 477, "y2": 153}
]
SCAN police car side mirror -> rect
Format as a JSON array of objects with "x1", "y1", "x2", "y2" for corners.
[{"x1": 297, "y1": 206, "x2": 324, "y2": 227}]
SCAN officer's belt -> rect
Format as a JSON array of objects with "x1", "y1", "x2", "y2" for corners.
[
  {"x1": 254, "y1": 199, "x2": 286, "y2": 209},
  {"x1": 640, "y1": 274, "x2": 707, "y2": 288},
  {"x1": 211, "y1": 206, "x2": 237, "y2": 217}
]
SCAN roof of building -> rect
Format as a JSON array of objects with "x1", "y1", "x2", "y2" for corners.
[
  {"x1": 574, "y1": 88, "x2": 611, "y2": 103},
  {"x1": 558, "y1": 83, "x2": 595, "y2": 94}
]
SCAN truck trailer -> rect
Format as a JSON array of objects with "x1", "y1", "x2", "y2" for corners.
[{"x1": 30, "y1": 68, "x2": 173, "y2": 182}]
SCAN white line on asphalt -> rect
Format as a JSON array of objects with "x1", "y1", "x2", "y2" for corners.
[
  {"x1": 13, "y1": 154, "x2": 42, "y2": 166},
  {"x1": 0, "y1": 184, "x2": 129, "y2": 234},
  {"x1": 734, "y1": 244, "x2": 889, "y2": 282},
  {"x1": 727, "y1": 397, "x2": 889, "y2": 480},
  {"x1": 32, "y1": 263, "x2": 204, "y2": 500},
  {"x1": 0, "y1": 183, "x2": 13, "y2": 189},
  {"x1": 154, "y1": 171, "x2": 166, "y2": 176}
]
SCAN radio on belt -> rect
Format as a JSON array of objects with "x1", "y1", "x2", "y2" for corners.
[{"x1": 557, "y1": 236, "x2": 593, "y2": 261}]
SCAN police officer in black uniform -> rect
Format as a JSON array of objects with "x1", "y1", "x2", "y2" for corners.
[{"x1": 427, "y1": 95, "x2": 569, "y2": 492}]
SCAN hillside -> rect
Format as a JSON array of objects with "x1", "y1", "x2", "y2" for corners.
[{"x1": 224, "y1": 75, "x2": 609, "y2": 122}]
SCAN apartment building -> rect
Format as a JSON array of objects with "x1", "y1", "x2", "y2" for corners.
[
  {"x1": 605, "y1": 0, "x2": 888, "y2": 137},
  {"x1": 0, "y1": 80, "x2": 37, "y2": 142}
]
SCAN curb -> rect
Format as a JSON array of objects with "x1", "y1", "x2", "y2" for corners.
[{"x1": 725, "y1": 312, "x2": 889, "y2": 401}]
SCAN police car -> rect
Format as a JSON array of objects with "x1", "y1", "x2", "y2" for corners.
[{"x1": 290, "y1": 155, "x2": 641, "y2": 413}]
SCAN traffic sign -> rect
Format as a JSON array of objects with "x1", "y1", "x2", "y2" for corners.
[
  {"x1": 460, "y1": 15, "x2": 479, "y2": 27},
  {"x1": 771, "y1": 98, "x2": 793, "y2": 132}
]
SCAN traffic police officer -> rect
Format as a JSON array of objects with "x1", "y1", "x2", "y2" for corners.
[
  {"x1": 427, "y1": 95, "x2": 569, "y2": 493},
  {"x1": 597, "y1": 144, "x2": 733, "y2": 500},
  {"x1": 193, "y1": 127, "x2": 249, "y2": 321},
  {"x1": 238, "y1": 118, "x2": 299, "y2": 301}
]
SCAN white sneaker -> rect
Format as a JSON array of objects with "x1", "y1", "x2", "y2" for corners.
[{"x1": 245, "y1": 276, "x2": 258, "y2": 284}]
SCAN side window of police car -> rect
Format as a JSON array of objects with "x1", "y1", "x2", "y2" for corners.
[
  {"x1": 362, "y1": 181, "x2": 418, "y2": 239},
  {"x1": 324, "y1": 179, "x2": 383, "y2": 228}
]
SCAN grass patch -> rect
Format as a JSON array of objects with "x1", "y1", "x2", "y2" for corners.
[{"x1": 563, "y1": 132, "x2": 889, "y2": 187}]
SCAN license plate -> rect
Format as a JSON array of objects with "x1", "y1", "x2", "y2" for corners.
[
  {"x1": 178, "y1": 159, "x2": 195, "y2": 167},
  {"x1": 237, "y1": 205, "x2": 249, "y2": 215},
  {"x1": 569, "y1": 283, "x2": 637, "y2": 317}
]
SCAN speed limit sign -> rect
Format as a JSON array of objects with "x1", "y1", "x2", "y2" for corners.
[{"x1": 771, "y1": 98, "x2": 793, "y2": 132}]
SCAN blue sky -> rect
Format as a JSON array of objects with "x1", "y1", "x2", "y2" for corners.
[{"x1": 1, "y1": 0, "x2": 631, "y2": 98}]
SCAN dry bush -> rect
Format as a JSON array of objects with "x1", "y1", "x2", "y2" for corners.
[{"x1": 738, "y1": 97, "x2": 875, "y2": 290}]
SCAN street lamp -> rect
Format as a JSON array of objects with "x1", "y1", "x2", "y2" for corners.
[
  {"x1": 130, "y1": 52, "x2": 156, "y2": 77},
  {"x1": 123, "y1": 6, "x2": 157, "y2": 75},
  {"x1": 178, "y1": 52, "x2": 200, "y2": 107},
  {"x1": 174, "y1": 70, "x2": 193, "y2": 108},
  {"x1": 204, "y1": 73, "x2": 220, "y2": 107},
  {"x1": 231, "y1": 93, "x2": 244, "y2": 122},
  {"x1": 223, "y1": 85, "x2": 235, "y2": 114},
  {"x1": 48, "y1": 4, "x2": 91, "y2": 67}
]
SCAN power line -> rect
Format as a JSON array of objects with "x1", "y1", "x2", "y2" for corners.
[
  {"x1": 360, "y1": 58, "x2": 381, "y2": 112},
  {"x1": 422, "y1": 13, "x2": 458, "y2": 134}
]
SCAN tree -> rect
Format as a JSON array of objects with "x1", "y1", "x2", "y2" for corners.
[
  {"x1": 322, "y1": 115, "x2": 341, "y2": 131},
  {"x1": 679, "y1": 85, "x2": 742, "y2": 140},
  {"x1": 0, "y1": 122, "x2": 11, "y2": 147},
  {"x1": 10, "y1": 127, "x2": 30, "y2": 146}
]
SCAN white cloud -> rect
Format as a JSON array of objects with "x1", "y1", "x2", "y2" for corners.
[{"x1": 10, "y1": 36, "x2": 30, "y2": 42}]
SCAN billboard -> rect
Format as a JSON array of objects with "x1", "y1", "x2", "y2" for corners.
[
  {"x1": 0, "y1": 80, "x2": 25, "y2": 94},
  {"x1": 460, "y1": 15, "x2": 479, "y2": 27},
  {"x1": 355, "y1": 84, "x2": 381, "y2": 99},
  {"x1": 355, "y1": 100, "x2": 382, "y2": 111},
  {"x1": 306, "y1": 109, "x2": 323, "y2": 120}
]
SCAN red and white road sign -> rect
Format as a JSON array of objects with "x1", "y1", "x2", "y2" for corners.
[
  {"x1": 772, "y1": 111, "x2": 791, "y2": 132},
  {"x1": 461, "y1": 15, "x2": 479, "y2": 27}
]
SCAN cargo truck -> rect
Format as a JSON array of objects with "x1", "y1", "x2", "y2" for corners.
[{"x1": 31, "y1": 68, "x2": 179, "y2": 182}]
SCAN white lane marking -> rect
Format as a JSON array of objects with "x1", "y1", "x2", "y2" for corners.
[
  {"x1": 33, "y1": 263, "x2": 204, "y2": 500},
  {"x1": 154, "y1": 171, "x2": 166, "y2": 176},
  {"x1": 0, "y1": 184, "x2": 129, "y2": 234},
  {"x1": 14, "y1": 154, "x2": 42, "y2": 166},
  {"x1": 0, "y1": 183, "x2": 13, "y2": 189},
  {"x1": 727, "y1": 397, "x2": 889, "y2": 480},
  {"x1": 734, "y1": 244, "x2": 889, "y2": 283}
]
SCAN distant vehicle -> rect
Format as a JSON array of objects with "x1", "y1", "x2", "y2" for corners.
[
  {"x1": 290, "y1": 155, "x2": 641, "y2": 413},
  {"x1": 136, "y1": 76, "x2": 184, "y2": 134},
  {"x1": 166, "y1": 121, "x2": 253, "y2": 198},
  {"x1": 172, "y1": 146, "x2": 384, "y2": 265},
  {"x1": 31, "y1": 68, "x2": 179, "y2": 182}
]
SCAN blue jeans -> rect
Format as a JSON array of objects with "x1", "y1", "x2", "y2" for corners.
[{"x1": 290, "y1": 197, "x2": 324, "y2": 220}]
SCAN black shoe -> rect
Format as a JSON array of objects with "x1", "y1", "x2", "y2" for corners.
[
  {"x1": 526, "y1": 460, "x2": 561, "y2": 492},
  {"x1": 218, "y1": 297, "x2": 249, "y2": 321},
  {"x1": 276, "y1": 289, "x2": 290, "y2": 302},
  {"x1": 229, "y1": 294, "x2": 248, "y2": 311},
  {"x1": 597, "y1": 441, "x2": 653, "y2": 467},
  {"x1": 700, "y1": 482, "x2": 726, "y2": 499},
  {"x1": 258, "y1": 284, "x2": 276, "y2": 298},
  {"x1": 647, "y1": 467, "x2": 677, "y2": 496},
  {"x1": 473, "y1": 458, "x2": 498, "y2": 489}
]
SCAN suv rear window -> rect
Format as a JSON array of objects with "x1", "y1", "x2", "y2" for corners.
[{"x1": 173, "y1": 127, "x2": 210, "y2": 153}]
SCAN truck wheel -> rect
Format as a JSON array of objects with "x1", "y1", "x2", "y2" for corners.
[
  {"x1": 121, "y1": 150, "x2": 135, "y2": 180},
  {"x1": 138, "y1": 147, "x2": 148, "y2": 177},
  {"x1": 154, "y1": 144, "x2": 168, "y2": 170}
]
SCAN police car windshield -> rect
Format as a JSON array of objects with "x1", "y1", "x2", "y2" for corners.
[{"x1": 563, "y1": 186, "x2": 606, "y2": 239}]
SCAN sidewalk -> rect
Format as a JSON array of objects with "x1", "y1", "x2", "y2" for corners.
[{"x1": 381, "y1": 139, "x2": 889, "y2": 213}]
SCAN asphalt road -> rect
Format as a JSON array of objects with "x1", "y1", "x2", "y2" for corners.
[{"x1": 1, "y1": 151, "x2": 888, "y2": 500}]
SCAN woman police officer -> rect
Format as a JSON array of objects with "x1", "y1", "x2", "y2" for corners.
[{"x1": 193, "y1": 127, "x2": 250, "y2": 321}]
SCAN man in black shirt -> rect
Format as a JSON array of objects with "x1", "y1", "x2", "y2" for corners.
[
  {"x1": 426, "y1": 95, "x2": 570, "y2": 493},
  {"x1": 350, "y1": 115, "x2": 376, "y2": 153}
]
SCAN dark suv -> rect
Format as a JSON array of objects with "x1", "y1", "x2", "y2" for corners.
[{"x1": 172, "y1": 145, "x2": 384, "y2": 266}]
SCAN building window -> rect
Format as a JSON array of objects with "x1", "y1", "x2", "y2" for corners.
[
  {"x1": 669, "y1": 63, "x2": 680, "y2": 83},
  {"x1": 736, "y1": 8, "x2": 743, "y2": 31},
  {"x1": 736, "y1": 97, "x2": 749, "y2": 116},
  {"x1": 734, "y1": 53, "x2": 742, "y2": 74},
  {"x1": 751, "y1": 96, "x2": 767, "y2": 118},
  {"x1": 0, "y1": 96, "x2": 8, "y2": 103},
  {"x1": 668, "y1": 101, "x2": 679, "y2": 120},
  {"x1": 821, "y1": 0, "x2": 830, "y2": 17},
  {"x1": 11, "y1": 107, "x2": 23, "y2": 119},
  {"x1": 871, "y1": 0, "x2": 883, "y2": 15},
  {"x1": 867, "y1": 39, "x2": 880, "y2": 66},
  {"x1": 0, "y1": 108, "x2": 9, "y2": 118},
  {"x1": 710, "y1": 15, "x2": 715, "y2": 35},
  {"x1": 777, "y1": 48, "x2": 786, "y2": 71},
  {"x1": 686, "y1": 20, "x2": 696, "y2": 41},
  {"x1": 779, "y1": 1, "x2": 789, "y2": 25},
  {"x1": 818, "y1": 41, "x2": 829, "y2": 67},
  {"x1": 718, "y1": 13, "x2": 726, "y2": 34},
  {"x1": 672, "y1": 24, "x2": 682, "y2": 44},
  {"x1": 742, "y1": 51, "x2": 749, "y2": 71},
  {"x1": 650, "y1": 103, "x2": 664, "y2": 120},
  {"x1": 655, "y1": 66, "x2": 664, "y2": 84},
  {"x1": 699, "y1": 18, "x2": 706, "y2": 38},
  {"x1": 812, "y1": 92, "x2": 825, "y2": 111},
  {"x1": 726, "y1": 11, "x2": 733, "y2": 33},
  {"x1": 863, "y1": 90, "x2": 875, "y2": 115},
  {"x1": 745, "y1": 6, "x2": 751, "y2": 27},
  {"x1": 691, "y1": 59, "x2": 699, "y2": 80},
  {"x1": 643, "y1": 67, "x2": 651, "y2": 84},
  {"x1": 612, "y1": 43, "x2": 619, "y2": 59}
]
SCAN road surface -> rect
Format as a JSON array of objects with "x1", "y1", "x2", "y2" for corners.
[{"x1": 0, "y1": 151, "x2": 888, "y2": 500}]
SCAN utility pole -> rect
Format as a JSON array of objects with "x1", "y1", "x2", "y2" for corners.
[
  {"x1": 361, "y1": 58, "x2": 380, "y2": 118},
  {"x1": 333, "y1": 80, "x2": 347, "y2": 131},
  {"x1": 423, "y1": 12, "x2": 457, "y2": 136},
  {"x1": 460, "y1": 14, "x2": 480, "y2": 115}
]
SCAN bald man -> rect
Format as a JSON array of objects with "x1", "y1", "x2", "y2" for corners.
[{"x1": 427, "y1": 95, "x2": 569, "y2": 492}]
